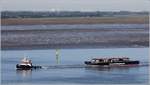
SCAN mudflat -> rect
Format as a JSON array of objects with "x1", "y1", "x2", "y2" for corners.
[
  {"x1": 1, "y1": 27, "x2": 149, "y2": 50},
  {"x1": 1, "y1": 16, "x2": 149, "y2": 50}
]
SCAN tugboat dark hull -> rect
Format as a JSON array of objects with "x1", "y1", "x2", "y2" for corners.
[{"x1": 16, "y1": 64, "x2": 42, "y2": 70}]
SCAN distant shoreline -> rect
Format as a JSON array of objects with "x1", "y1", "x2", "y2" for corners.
[
  {"x1": 1, "y1": 16, "x2": 149, "y2": 25},
  {"x1": 2, "y1": 46, "x2": 148, "y2": 50}
]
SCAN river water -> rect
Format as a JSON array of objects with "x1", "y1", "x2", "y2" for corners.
[{"x1": 1, "y1": 48, "x2": 149, "y2": 84}]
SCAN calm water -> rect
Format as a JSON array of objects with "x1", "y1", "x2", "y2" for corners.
[{"x1": 1, "y1": 48, "x2": 149, "y2": 84}]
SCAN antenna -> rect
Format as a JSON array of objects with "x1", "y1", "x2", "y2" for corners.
[{"x1": 23, "y1": 53, "x2": 26, "y2": 59}]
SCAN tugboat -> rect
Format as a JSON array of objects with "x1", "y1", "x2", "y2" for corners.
[
  {"x1": 16, "y1": 57, "x2": 41, "y2": 70},
  {"x1": 85, "y1": 57, "x2": 139, "y2": 67}
]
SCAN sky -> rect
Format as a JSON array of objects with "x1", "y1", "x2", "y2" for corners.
[{"x1": 1, "y1": 0, "x2": 150, "y2": 11}]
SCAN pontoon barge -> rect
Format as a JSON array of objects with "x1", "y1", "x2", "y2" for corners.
[{"x1": 85, "y1": 57, "x2": 139, "y2": 67}]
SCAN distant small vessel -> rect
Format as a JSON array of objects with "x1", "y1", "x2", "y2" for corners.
[
  {"x1": 16, "y1": 57, "x2": 41, "y2": 70},
  {"x1": 85, "y1": 57, "x2": 139, "y2": 67}
]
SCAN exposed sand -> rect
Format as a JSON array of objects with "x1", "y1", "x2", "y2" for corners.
[{"x1": 1, "y1": 16, "x2": 149, "y2": 25}]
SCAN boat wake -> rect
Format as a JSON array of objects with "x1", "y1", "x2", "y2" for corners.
[
  {"x1": 41, "y1": 62, "x2": 149, "y2": 69},
  {"x1": 42, "y1": 64, "x2": 86, "y2": 69}
]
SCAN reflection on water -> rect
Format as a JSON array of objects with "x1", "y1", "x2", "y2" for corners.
[
  {"x1": 85, "y1": 65, "x2": 139, "y2": 71},
  {"x1": 16, "y1": 69, "x2": 32, "y2": 77}
]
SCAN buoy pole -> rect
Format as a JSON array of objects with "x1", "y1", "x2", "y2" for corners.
[{"x1": 56, "y1": 49, "x2": 60, "y2": 64}]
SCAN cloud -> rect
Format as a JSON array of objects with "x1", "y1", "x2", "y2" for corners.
[{"x1": 1, "y1": 0, "x2": 150, "y2": 11}]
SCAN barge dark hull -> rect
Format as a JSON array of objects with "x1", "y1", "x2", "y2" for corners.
[{"x1": 84, "y1": 61, "x2": 139, "y2": 66}]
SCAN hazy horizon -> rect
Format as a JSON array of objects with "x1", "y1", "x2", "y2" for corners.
[{"x1": 1, "y1": 0, "x2": 150, "y2": 12}]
